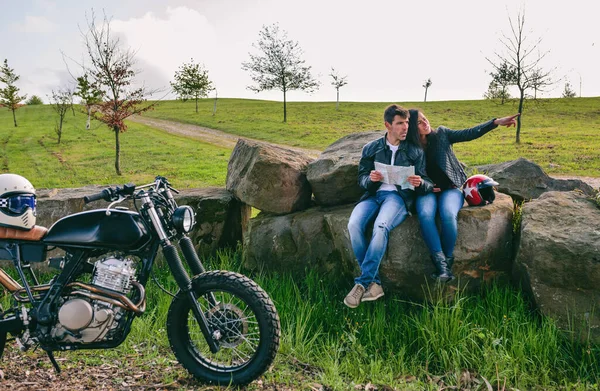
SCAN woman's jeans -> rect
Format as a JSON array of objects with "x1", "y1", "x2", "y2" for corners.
[
  {"x1": 415, "y1": 188, "x2": 464, "y2": 257},
  {"x1": 348, "y1": 191, "x2": 408, "y2": 288}
]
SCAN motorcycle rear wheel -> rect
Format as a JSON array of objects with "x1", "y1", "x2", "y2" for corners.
[{"x1": 166, "y1": 271, "x2": 280, "y2": 385}]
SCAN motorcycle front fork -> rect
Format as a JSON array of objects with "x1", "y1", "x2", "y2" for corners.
[{"x1": 162, "y1": 241, "x2": 220, "y2": 353}]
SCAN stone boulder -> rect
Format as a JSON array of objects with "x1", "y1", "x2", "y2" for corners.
[
  {"x1": 244, "y1": 193, "x2": 514, "y2": 301},
  {"x1": 34, "y1": 186, "x2": 248, "y2": 257},
  {"x1": 227, "y1": 139, "x2": 314, "y2": 214},
  {"x1": 476, "y1": 158, "x2": 594, "y2": 201},
  {"x1": 513, "y1": 191, "x2": 600, "y2": 343},
  {"x1": 306, "y1": 131, "x2": 382, "y2": 206}
]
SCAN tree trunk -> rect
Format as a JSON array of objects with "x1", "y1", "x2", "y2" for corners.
[
  {"x1": 212, "y1": 91, "x2": 217, "y2": 116},
  {"x1": 424, "y1": 88, "x2": 428, "y2": 102},
  {"x1": 516, "y1": 90, "x2": 525, "y2": 144},
  {"x1": 283, "y1": 89, "x2": 287, "y2": 123},
  {"x1": 86, "y1": 106, "x2": 91, "y2": 130},
  {"x1": 336, "y1": 88, "x2": 340, "y2": 111},
  {"x1": 58, "y1": 116, "x2": 64, "y2": 144},
  {"x1": 114, "y1": 126, "x2": 122, "y2": 175},
  {"x1": 12, "y1": 109, "x2": 17, "y2": 127},
  {"x1": 195, "y1": 96, "x2": 198, "y2": 113}
]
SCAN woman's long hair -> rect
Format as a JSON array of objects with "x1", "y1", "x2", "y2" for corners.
[{"x1": 407, "y1": 109, "x2": 424, "y2": 149}]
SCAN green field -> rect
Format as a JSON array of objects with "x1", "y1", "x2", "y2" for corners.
[
  {"x1": 1, "y1": 97, "x2": 599, "y2": 190},
  {"x1": 0, "y1": 99, "x2": 599, "y2": 389},
  {"x1": 0, "y1": 105, "x2": 230, "y2": 189},
  {"x1": 145, "y1": 97, "x2": 600, "y2": 176}
]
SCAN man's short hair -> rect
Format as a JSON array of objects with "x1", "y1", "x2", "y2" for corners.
[
  {"x1": 383, "y1": 104, "x2": 410, "y2": 125},
  {"x1": 383, "y1": 105, "x2": 410, "y2": 124}
]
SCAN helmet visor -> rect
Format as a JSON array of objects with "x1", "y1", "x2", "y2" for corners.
[{"x1": 0, "y1": 194, "x2": 36, "y2": 214}]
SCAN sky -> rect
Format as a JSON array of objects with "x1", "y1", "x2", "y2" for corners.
[{"x1": 1, "y1": 0, "x2": 598, "y2": 103}]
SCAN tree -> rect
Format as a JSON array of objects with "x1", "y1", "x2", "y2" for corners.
[
  {"x1": 422, "y1": 78, "x2": 432, "y2": 102},
  {"x1": 483, "y1": 80, "x2": 511, "y2": 102},
  {"x1": 26, "y1": 95, "x2": 44, "y2": 105},
  {"x1": 80, "y1": 12, "x2": 156, "y2": 175},
  {"x1": 484, "y1": 61, "x2": 516, "y2": 104},
  {"x1": 562, "y1": 81, "x2": 576, "y2": 98},
  {"x1": 50, "y1": 87, "x2": 74, "y2": 144},
  {"x1": 171, "y1": 59, "x2": 213, "y2": 113},
  {"x1": 242, "y1": 24, "x2": 319, "y2": 122},
  {"x1": 529, "y1": 68, "x2": 552, "y2": 99},
  {"x1": 486, "y1": 10, "x2": 552, "y2": 143},
  {"x1": 329, "y1": 68, "x2": 348, "y2": 111},
  {"x1": 0, "y1": 59, "x2": 27, "y2": 127},
  {"x1": 74, "y1": 73, "x2": 103, "y2": 130}
]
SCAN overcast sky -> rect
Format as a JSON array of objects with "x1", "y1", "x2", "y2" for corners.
[{"x1": 1, "y1": 0, "x2": 598, "y2": 103}]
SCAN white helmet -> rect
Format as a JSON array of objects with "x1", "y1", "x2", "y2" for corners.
[{"x1": 0, "y1": 174, "x2": 37, "y2": 230}]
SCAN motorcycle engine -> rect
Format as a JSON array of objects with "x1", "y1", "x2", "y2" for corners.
[{"x1": 51, "y1": 255, "x2": 137, "y2": 344}]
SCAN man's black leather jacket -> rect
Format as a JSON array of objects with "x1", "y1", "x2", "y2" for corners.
[{"x1": 358, "y1": 133, "x2": 433, "y2": 210}]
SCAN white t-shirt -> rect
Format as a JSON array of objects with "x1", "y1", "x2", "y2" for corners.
[{"x1": 377, "y1": 141, "x2": 399, "y2": 192}]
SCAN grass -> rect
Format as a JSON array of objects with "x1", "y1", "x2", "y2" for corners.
[
  {"x1": 1, "y1": 98, "x2": 599, "y2": 190},
  {"x1": 144, "y1": 97, "x2": 600, "y2": 176},
  {"x1": 0, "y1": 105, "x2": 230, "y2": 189},
  {"x1": 1, "y1": 249, "x2": 598, "y2": 389}
]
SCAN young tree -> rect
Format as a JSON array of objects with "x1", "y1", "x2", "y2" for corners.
[
  {"x1": 485, "y1": 62, "x2": 516, "y2": 104},
  {"x1": 74, "y1": 73, "x2": 103, "y2": 130},
  {"x1": 422, "y1": 78, "x2": 432, "y2": 102},
  {"x1": 171, "y1": 59, "x2": 213, "y2": 113},
  {"x1": 78, "y1": 12, "x2": 157, "y2": 175},
  {"x1": 50, "y1": 87, "x2": 74, "y2": 144},
  {"x1": 483, "y1": 80, "x2": 511, "y2": 102},
  {"x1": 486, "y1": 10, "x2": 552, "y2": 143},
  {"x1": 562, "y1": 81, "x2": 576, "y2": 98},
  {"x1": 529, "y1": 68, "x2": 552, "y2": 99},
  {"x1": 26, "y1": 95, "x2": 44, "y2": 105},
  {"x1": 242, "y1": 24, "x2": 319, "y2": 122},
  {"x1": 329, "y1": 68, "x2": 348, "y2": 111},
  {"x1": 212, "y1": 88, "x2": 218, "y2": 116},
  {"x1": 0, "y1": 59, "x2": 27, "y2": 127}
]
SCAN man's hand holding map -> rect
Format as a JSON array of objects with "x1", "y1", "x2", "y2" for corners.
[{"x1": 374, "y1": 162, "x2": 415, "y2": 190}]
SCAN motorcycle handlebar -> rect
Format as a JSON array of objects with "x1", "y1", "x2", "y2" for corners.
[{"x1": 83, "y1": 189, "x2": 112, "y2": 204}]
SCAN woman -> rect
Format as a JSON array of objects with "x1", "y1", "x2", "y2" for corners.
[{"x1": 406, "y1": 109, "x2": 519, "y2": 281}]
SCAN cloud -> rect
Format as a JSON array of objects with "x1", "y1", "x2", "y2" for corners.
[
  {"x1": 12, "y1": 15, "x2": 58, "y2": 33},
  {"x1": 110, "y1": 6, "x2": 218, "y2": 91}
]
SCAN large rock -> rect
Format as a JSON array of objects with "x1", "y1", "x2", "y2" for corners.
[
  {"x1": 244, "y1": 193, "x2": 514, "y2": 301},
  {"x1": 476, "y1": 158, "x2": 594, "y2": 201},
  {"x1": 306, "y1": 131, "x2": 382, "y2": 206},
  {"x1": 513, "y1": 191, "x2": 600, "y2": 342},
  {"x1": 227, "y1": 139, "x2": 314, "y2": 214}
]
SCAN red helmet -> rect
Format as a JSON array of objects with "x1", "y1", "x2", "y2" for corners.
[{"x1": 462, "y1": 174, "x2": 499, "y2": 206}]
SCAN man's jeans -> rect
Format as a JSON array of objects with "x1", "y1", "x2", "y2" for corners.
[
  {"x1": 348, "y1": 191, "x2": 408, "y2": 288},
  {"x1": 415, "y1": 188, "x2": 464, "y2": 257}
]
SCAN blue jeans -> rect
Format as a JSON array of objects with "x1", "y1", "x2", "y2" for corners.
[
  {"x1": 415, "y1": 188, "x2": 464, "y2": 257},
  {"x1": 348, "y1": 191, "x2": 408, "y2": 287}
]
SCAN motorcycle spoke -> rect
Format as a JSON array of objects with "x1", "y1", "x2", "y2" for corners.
[{"x1": 186, "y1": 288, "x2": 261, "y2": 370}]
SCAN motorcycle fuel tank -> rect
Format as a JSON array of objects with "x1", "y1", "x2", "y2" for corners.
[{"x1": 44, "y1": 210, "x2": 151, "y2": 251}]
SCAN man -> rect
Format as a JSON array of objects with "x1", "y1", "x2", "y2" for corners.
[{"x1": 344, "y1": 104, "x2": 433, "y2": 308}]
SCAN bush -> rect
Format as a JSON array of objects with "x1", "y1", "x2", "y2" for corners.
[{"x1": 25, "y1": 95, "x2": 43, "y2": 105}]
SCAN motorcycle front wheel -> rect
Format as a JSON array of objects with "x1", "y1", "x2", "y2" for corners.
[{"x1": 166, "y1": 270, "x2": 280, "y2": 385}]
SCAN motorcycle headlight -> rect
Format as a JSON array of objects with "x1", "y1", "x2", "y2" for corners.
[{"x1": 172, "y1": 206, "x2": 195, "y2": 233}]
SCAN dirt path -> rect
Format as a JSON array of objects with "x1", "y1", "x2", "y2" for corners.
[{"x1": 128, "y1": 115, "x2": 322, "y2": 159}]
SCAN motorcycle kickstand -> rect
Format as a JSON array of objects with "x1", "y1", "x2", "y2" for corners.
[{"x1": 46, "y1": 350, "x2": 61, "y2": 373}]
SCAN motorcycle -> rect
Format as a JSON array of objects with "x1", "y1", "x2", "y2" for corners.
[{"x1": 0, "y1": 176, "x2": 280, "y2": 385}]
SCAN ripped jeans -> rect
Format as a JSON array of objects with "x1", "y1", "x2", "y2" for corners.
[{"x1": 348, "y1": 191, "x2": 408, "y2": 287}]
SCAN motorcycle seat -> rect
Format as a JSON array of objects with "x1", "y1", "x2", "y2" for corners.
[{"x1": 0, "y1": 226, "x2": 48, "y2": 241}]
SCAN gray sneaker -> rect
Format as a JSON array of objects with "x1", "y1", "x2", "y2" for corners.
[
  {"x1": 344, "y1": 284, "x2": 366, "y2": 308},
  {"x1": 362, "y1": 282, "x2": 384, "y2": 302}
]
